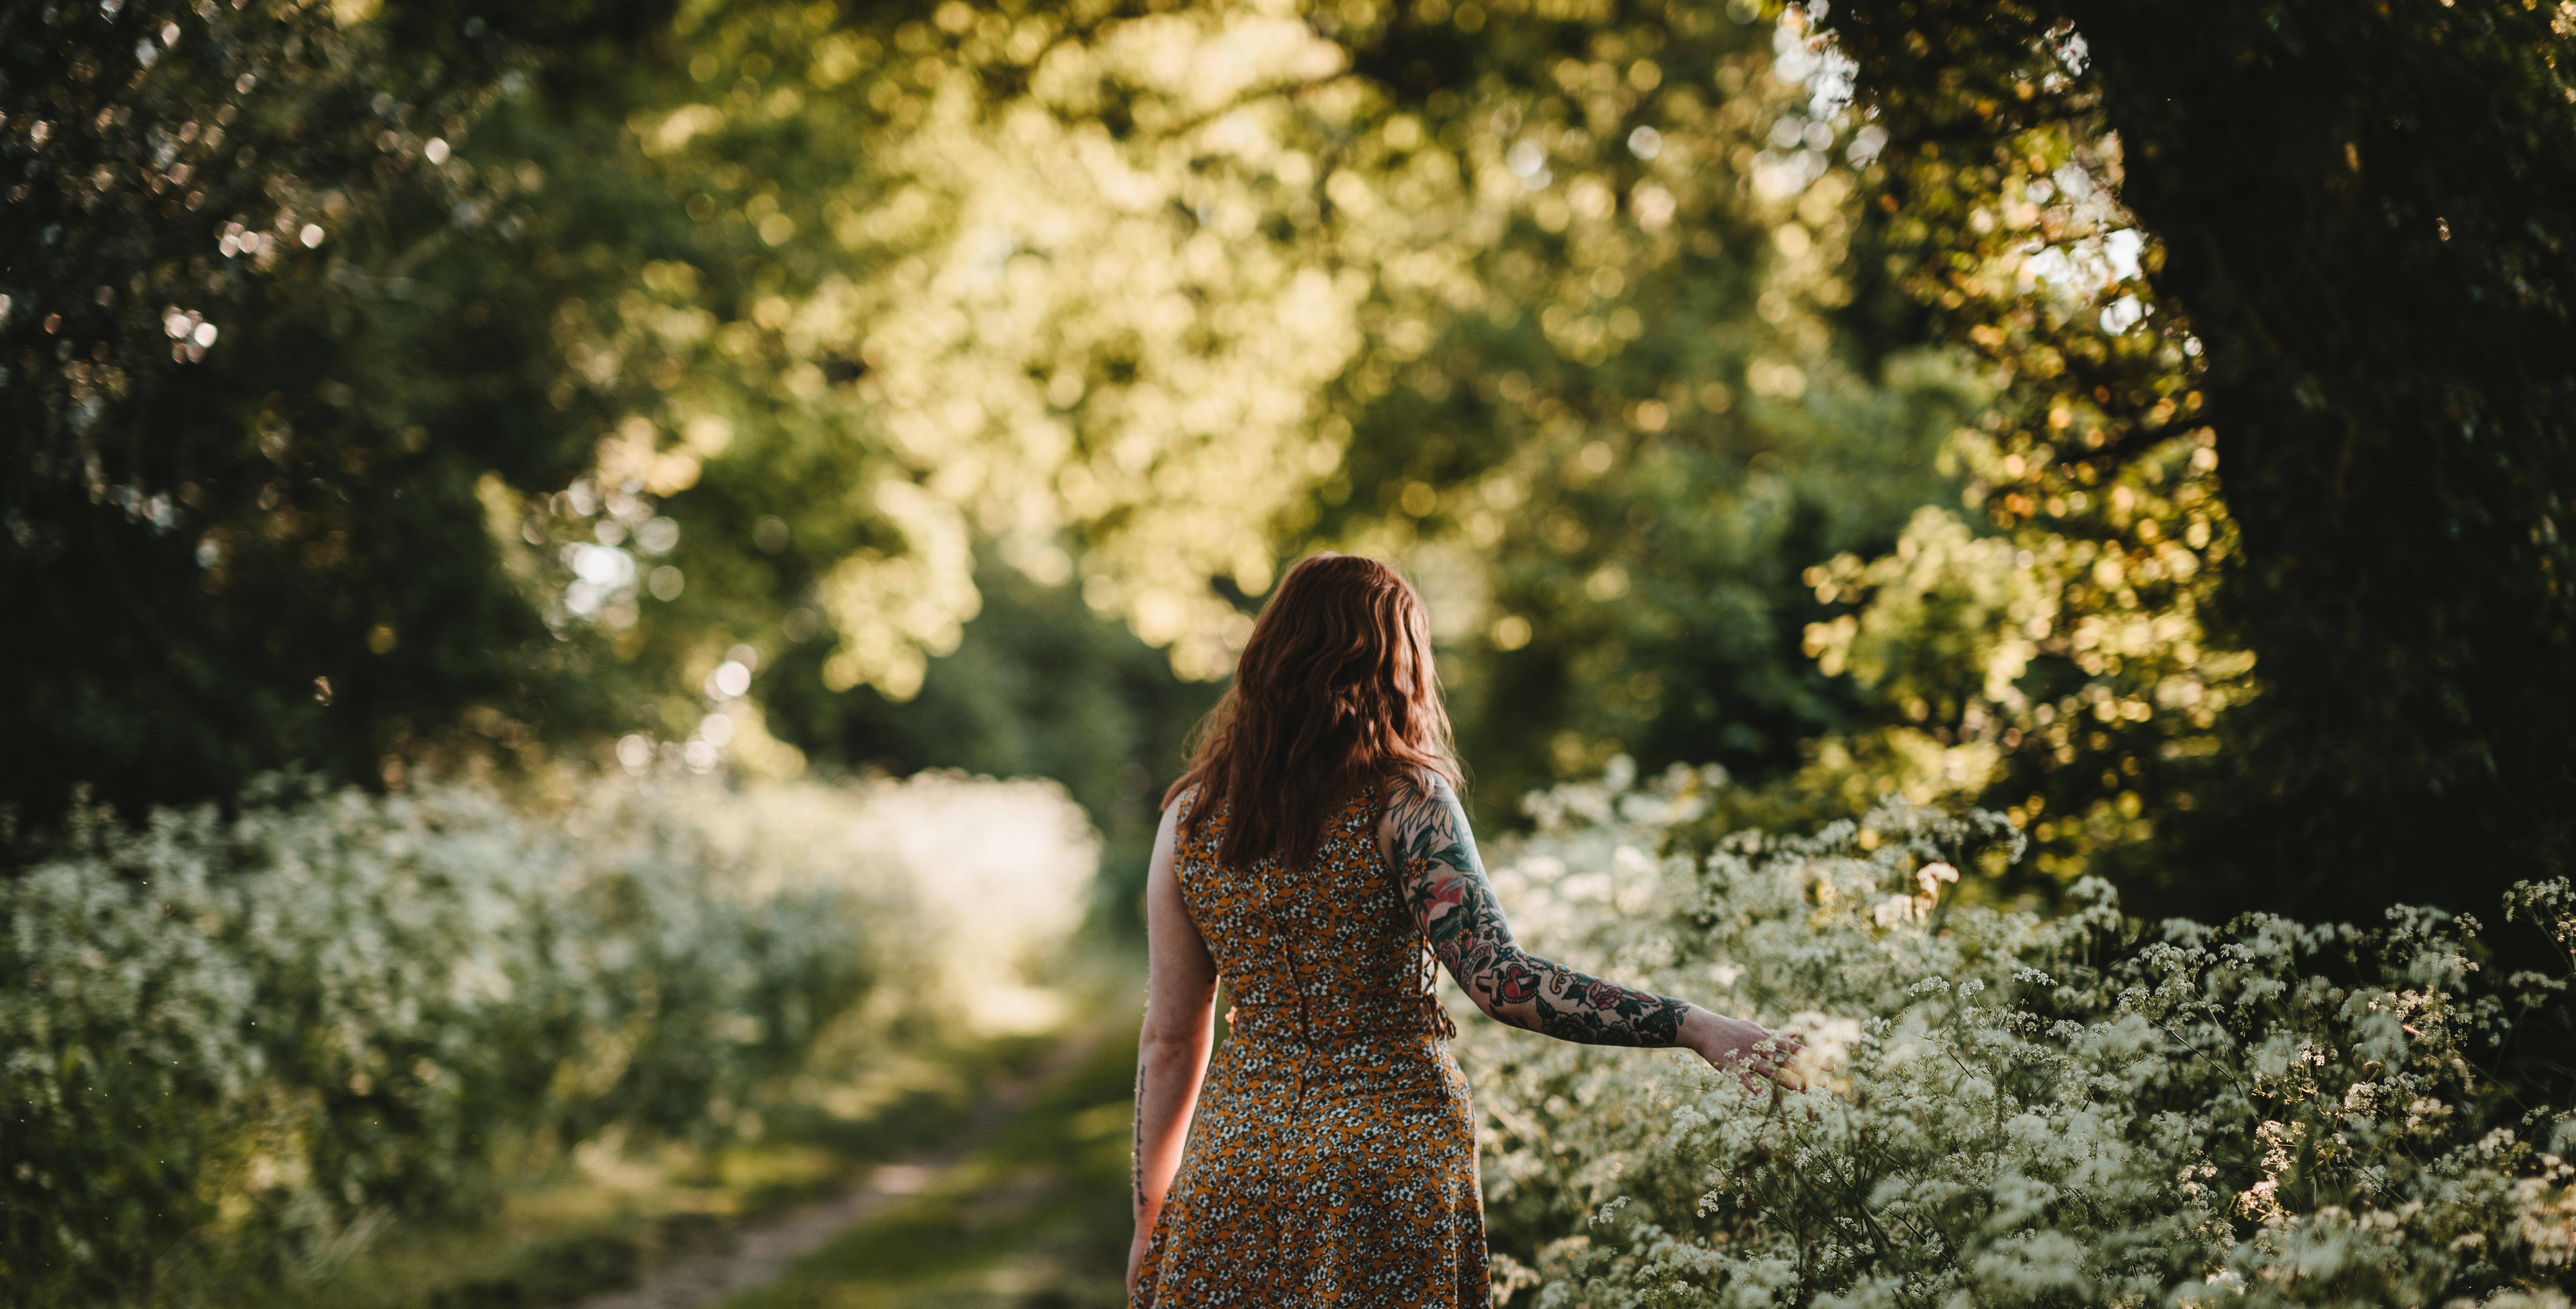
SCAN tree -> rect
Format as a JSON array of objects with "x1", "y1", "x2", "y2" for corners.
[
  {"x1": 1822, "y1": 0, "x2": 2576, "y2": 920},
  {"x1": 0, "y1": 0, "x2": 675, "y2": 823}
]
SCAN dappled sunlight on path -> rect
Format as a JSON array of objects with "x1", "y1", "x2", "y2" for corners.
[
  {"x1": 701, "y1": 1002, "x2": 1142, "y2": 1309},
  {"x1": 520, "y1": 980, "x2": 1136, "y2": 1309}
]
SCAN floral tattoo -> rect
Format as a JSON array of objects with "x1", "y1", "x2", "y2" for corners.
[{"x1": 1385, "y1": 770, "x2": 1686, "y2": 1047}]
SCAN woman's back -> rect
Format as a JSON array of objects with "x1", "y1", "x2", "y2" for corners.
[
  {"x1": 1131, "y1": 783, "x2": 1486, "y2": 1307},
  {"x1": 1177, "y1": 783, "x2": 1446, "y2": 1047},
  {"x1": 1124, "y1": 554, "x2": 1797, "y2": 1307}
]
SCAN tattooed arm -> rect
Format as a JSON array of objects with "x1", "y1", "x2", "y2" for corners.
[
  {"x1": 1131, "y1": 797, "x2": 1215, "y2": 1293},
  {"x1": 1381, "y1": 769, "x2": 1801, "y2": 1077}
]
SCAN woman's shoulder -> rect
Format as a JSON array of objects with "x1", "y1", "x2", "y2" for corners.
[
  {"x1": 1378, "y1": 763, "x2": 1458, "y2": 807},
  {"x1": 1166, "y1": 782, "x2": 1227, "y2": 837},
  {"x1": 1373, "y1": 765, "x2": 1465, "y2": 848}
]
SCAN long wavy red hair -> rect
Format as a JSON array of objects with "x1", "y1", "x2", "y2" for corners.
[{"x1": 1164, "y1": 553, "x2": 1459, "y2": 869}]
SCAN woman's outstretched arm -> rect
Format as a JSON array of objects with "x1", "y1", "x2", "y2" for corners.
[
  {"x1": 1382, "y1": 769, "x2": 1800, "y2": 1078},
  {"x1": 1130, "y1": 799, "x2": 1216, "y2": 1293}
]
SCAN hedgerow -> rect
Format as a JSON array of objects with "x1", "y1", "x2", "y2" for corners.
[
  {"x1": 0, "y1": 770, "x2": 1094, "y2": 1304},
  {"x1": 1466, "y1": 763, "x2": 2576, "y2": 1307}
]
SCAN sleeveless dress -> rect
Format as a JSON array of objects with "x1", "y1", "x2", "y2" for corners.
[{"x1": 1131, "y1": 784, "x2": 1488, "y2": 1309}]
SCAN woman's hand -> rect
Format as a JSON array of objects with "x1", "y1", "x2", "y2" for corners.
[{"x1": 1678, "y1": 1004, "x2": 1806, "y2": 1090}]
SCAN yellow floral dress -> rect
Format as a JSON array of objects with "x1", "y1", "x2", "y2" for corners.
[{"x1": 1131, "y1": 784, "x2": 1486, "y2": 1308}]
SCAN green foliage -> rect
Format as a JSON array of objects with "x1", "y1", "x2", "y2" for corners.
[
  {"x1": 758, "y1": 557, "x2": 1221, "y2": 927},
  {"x1": 1464, "y1": 768, "x2": 2576, "y2": 1306},
  {"x1": 0, "y1": 0, "x2": 684, "y2": 822},
  {"x1": 0, "y1": 769, "x2": 1096, "y2": 1304},
  {"x1": 1302, "y1": 2, "x2": 1994, "y2": 811},
  {"x1": 515, "y1": 0, "x2": 2020, "y2": 836},
  {"x1": 1816, "y1": 0, "x2": 2576, "y2": 918},
  {"x1": 561, "y1": 0, "x2": 1379, "y2": 704},
  {"x1": 1590, "y1": 3, "x2": 2250, "y2": 902},
  {"x1": 0, "y1": 0, "x2": 1228, "y2": 852},
  {"x1": 14, "y1": 1, "x2": 2576, "y2": 1300}
]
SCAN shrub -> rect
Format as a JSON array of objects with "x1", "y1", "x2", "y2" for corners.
[
  {"x1": 0, "y1": 769, "x2": 1095, "y2": 1304},
  {"x1": 1466, "y1": 763, "x2": 2576, "y2": 1307}
]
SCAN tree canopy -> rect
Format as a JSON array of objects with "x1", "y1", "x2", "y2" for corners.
[
  {"x1": 2, "y1": 0, "x2": 672, "y2": 817},
  {"x1": 8, "y1": 0, "x2": 2572, "y2": 929}
]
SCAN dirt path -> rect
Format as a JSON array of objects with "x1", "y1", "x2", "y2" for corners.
[{"x1": 566, "y1": 1020, "x2": 1121, "y2": 1309}]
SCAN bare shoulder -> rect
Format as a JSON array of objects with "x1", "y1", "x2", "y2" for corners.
[{"x1": 1162, "y1": 783, "x2": 1205, "y2": 841}]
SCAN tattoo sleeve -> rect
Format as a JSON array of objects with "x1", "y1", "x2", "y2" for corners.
[{"x1": 1386, "y1": 770, "x2": 1688, "y2": 1047}]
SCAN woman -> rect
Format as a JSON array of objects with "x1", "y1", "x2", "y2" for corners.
[{"x1": 1128, "y1": 553, "x2": 1798, "y2": 1307}]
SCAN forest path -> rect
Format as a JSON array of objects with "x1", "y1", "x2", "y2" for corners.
[{"x1": 566, "y1": 1007, "x2": 1132, "y2": 1309}]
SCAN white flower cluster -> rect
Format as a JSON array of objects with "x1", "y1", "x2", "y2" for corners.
[
  {"x1": 1463, "y1": 765, "x2": 2576, "y2": 1308},
  {"x1": 1, "y1": 770, "x2": 1095, "y2": 1300}
]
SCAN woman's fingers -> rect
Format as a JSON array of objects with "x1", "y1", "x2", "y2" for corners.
[
  {"x1": 1682, "y1": 1009, "x2": 1822, "y2": 1093},
  {"x1": 1708, "y1": 1021, "x2": 1813, "y2": 1091},
  {"x1": 1774, "y1": 1031, "x2": 1824, "y2": 1091}
]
